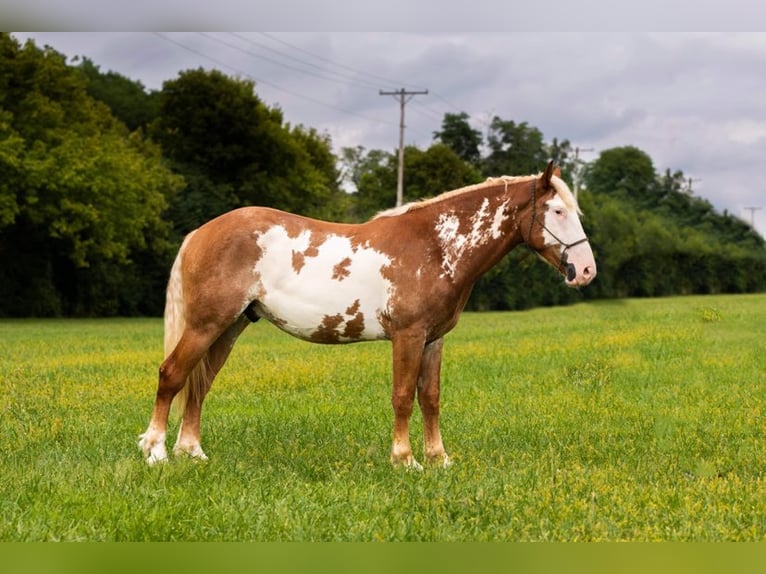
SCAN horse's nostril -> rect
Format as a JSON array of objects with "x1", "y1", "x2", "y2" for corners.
[{"x1": 566, "y1": 263, "x2": 576, "y2": 281}]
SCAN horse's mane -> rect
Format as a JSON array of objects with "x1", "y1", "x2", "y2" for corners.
[{"x1": 372, "y1": 173, "x2": 578, "y2": 220}]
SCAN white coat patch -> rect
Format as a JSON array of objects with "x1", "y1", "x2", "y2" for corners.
[
  {"x1": 249, "y1": 226, "x2": 393, "y2": 341},
  {"x1": 435, "y1": 198, "x2": 509, "y2": 279}
]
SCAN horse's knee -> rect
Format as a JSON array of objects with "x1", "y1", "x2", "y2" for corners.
[{"x1": 391, "y1": 391, "x2": 415, "y2": 417}]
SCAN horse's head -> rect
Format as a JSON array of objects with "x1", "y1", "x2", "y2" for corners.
[{"x1": 524, "y1": 162, "x2": 596, "y2": 287}]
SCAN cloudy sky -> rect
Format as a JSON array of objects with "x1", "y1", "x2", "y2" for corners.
[{"x1": 12, "y1": 31, "x2": 766, "y2": 237}]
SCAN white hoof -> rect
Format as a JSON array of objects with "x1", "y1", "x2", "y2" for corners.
[
  {"x1": 391, "y1": 456, "x2": 423, "y2": 471},
  {"x1": 138, "y1": 431, "x2": 168, "y2": 465},
  {"x1": 146, "y1": 451, "x2": 168, "y2": 465}
]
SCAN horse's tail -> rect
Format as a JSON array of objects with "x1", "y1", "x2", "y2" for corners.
[{"x1": 164, "y1": 230, "x2": 209, "y2": 418}]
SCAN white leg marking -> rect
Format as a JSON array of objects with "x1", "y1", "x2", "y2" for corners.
[
  {"x1": 405, "y1": 457, "x2": 424, "y2": 472},
  {"x1": 138, "y1": 429, "x2": 168, "y2": 465},
  {"x1": 172, "y1": 441, "x2": 208, "y2": 461},
  {"x1": 391, "y1": 450, "x2": 424, "y2": 472},
  {"x1": 172, "y1": 422, "x2": 208, "y2": 461}
]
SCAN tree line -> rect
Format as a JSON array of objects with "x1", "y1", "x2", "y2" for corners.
[{"x1": 1, "y1": 34, "x2": 764, "y2": 317}]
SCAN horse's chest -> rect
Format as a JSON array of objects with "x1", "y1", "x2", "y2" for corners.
[{"x1": 249, "y1": 226, "x2": 393, "y2": 342}]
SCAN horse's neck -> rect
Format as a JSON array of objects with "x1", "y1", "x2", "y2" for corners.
[{"x1": 428, "y1": 184, "x2": 529, "y2": 284}]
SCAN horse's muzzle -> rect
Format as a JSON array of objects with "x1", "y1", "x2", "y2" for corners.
[{"x1": 565, "y1": 262, "x2": 597, "y2": 287}]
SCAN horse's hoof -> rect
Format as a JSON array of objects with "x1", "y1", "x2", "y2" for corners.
[
  {"x1": 145, "y1": 452, "x2": 168, "y2": 466},
  {"x1": 139, "y1": 432, "x2": 168, "y2": 465},
  {"x1": 392, "y1": 455, "x2": 423, "y2": 472},
  {"x1": 173, "y1": 443, "x2": 208, "y2": 461}
]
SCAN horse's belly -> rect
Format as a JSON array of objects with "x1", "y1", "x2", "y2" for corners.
[
  {"x1": 254, "y1": 288, "x2": 388, "y2": 343},
  {"x1": 249, "y1": 227, "x2": 393, "y2": 343}
]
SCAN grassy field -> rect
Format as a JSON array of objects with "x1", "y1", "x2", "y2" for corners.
[{"x1": 1, "y1": 294, "x2": 765, "y2": 541}]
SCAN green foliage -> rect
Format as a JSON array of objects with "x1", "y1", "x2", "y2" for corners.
[
  {"x1": 585, "y1": 145, "x2": 656, "y2": 201},
  {"x1": 403, "y1": 143, "x2": 482, "y2": 199},
  {"x1": 467, "y1": 140, "x2": 766, "y2": 309},
  {"x1": 345, "y1": 144, "x2": 481, "y2": 221},
  {"x1": 433, "y1": 111, "x2": 483, "y2": 165},
  {"x1": 578, "y1": 146, "x2": 766, "y2": 300},
  {"x1": 2, "y1": 295, "x2": 765, "y2": 540},
  {"x1": 149, "y1": 68, "x2": 346, "y2": 233},
  {"x1": 470, "y1": 251, "x2": 585, "y2": 311},
  {"x1": 2, "y1": 33, "x2": 764, "y2": 317},
  {"x1": 341, "y1": 146, "x2": 397, "y2": 220},
  {"x1": 0, "y1": 34, "x2": 182, "y2": 317},
  {"x1": 75, "y1": 57, "x2": 160, "y2": 131},
  {"x1": 483, "y1": 117, "x2": 547, "y2": 176}
]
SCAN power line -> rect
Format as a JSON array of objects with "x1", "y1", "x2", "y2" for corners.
[
  {"x1": 429, "y1": 90, "x2": 464, "y2": 114},
  {"x1": 222, "y1": 32, "x2": 385, "y2": 91},
  {"x1": 380, "y1": 88, "x2": 429, "y2": 207},
  {"x1": 220, "y1": 33, "x2": 445, "y2": 143},
  {"x1": 153, "y1": 32, "x2": 398, "y2": 128},
  {"x1": 408, "y1": 99, "x2": 444, "y2": 123},
  {"x1": 253, "y1": 32, "x2": 427, "y2": 92}
]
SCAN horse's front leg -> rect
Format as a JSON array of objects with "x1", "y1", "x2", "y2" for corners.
[
  {"x1": 417, "y1": 337, "x2": 451, "y2": 468},
  {"x1": 390, "y1": 328, "x2": 427, "y2": 470}
]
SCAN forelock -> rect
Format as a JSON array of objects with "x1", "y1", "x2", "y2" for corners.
[{"x1": 550, "y1": 176, "x2": 581, "y2": 214}]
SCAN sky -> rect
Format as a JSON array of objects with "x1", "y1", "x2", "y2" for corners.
[{"x1": 11, "y1": 31, "x2": 766, "y2": 237}]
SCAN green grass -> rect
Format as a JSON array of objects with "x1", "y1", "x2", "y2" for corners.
[{"x1": 1, "y1": 294, "x2": 765, "y2": 541}]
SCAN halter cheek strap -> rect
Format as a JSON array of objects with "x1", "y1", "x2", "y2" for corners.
[{"x1": 525, "y1": 180, "x2": 590, "y2": 270}]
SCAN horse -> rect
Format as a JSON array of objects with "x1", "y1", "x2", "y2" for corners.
[{"x1": 138, "y1": 161, "x2": 596, "y2": 469}]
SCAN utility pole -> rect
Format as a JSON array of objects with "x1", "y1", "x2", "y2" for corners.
[
  {"x1": 380, "y1": 88, "x2": 428, "y2": 206},
  {"x1": 571, "y1": 146, "x2": 594, "y2": 199},
  {"x1": 686, "y1": 177, "x2": 702, "y2": 195},
  {"x1": 744, "y1": 206, "x2": 762, "y2": 228}
]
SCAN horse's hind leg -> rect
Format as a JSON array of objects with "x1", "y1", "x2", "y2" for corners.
[
  {"x1": 417, "y1": 337, "x2": 451, "y2": 468},
  {"x1": 173, "y1": 315, "x2": 250, "y2": 459},
  {"x1": 139, "y1": 329, "x2": 217, "y2": 464}
]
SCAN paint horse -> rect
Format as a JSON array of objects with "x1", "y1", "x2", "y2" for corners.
[{"x1": 139, "y1": 161, "x2": 596, "y2": 469}]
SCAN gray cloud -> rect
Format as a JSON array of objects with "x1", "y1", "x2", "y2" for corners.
[{"x1": 10, "y1": 31, "x2": 766, "y2": 236}]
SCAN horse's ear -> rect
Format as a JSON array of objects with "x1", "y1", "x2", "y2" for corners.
[{"x1": 542, "y1": 161, "x2": 556, "y2": 187}]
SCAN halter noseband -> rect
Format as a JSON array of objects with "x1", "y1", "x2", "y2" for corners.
[{"x1": 525, "y1": 179, "x2": 590, "y2": 277}]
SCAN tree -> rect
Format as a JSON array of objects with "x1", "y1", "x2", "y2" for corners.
[
  {"x1": 433, "y1": 112, "x2": 483, "y2": 165},
  {"x1": 402, "y1": 143, "x2": 482, "y2": 200},
  {"x1": 76, "y1": 57, "x2": 160, "y2": 131},
  {"x1": 580, "y1": 145, "x2": 766, "y2": 298},
  {"x1": 585, "y1": 146, "x2": 656, "y2": 201},
  {"x1": 340, "y1": 146, "x2": 396, "y2": 220},
  {"x1": 0, "y1": 34, "x2": 182, "y2": 316},
  {"x1": 151, "y1": 68, "x2": 346, "y2": 232},
  {"x1": 483, "y1": 117, "x2": 548, "y2": 176},
  {"x1": 546, "y1": 137, "x2": 574, "y2": 181},
  {"x1": 345, "y1": 144, "x2": 481, "y2": 221},
  {"x1": 277, "y1": 124, "x2": 349, "y2": 221}
]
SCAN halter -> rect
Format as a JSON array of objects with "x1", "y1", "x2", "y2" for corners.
[{"x1": 525, "y1": 179, "x2": 590, "y2": 279}]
